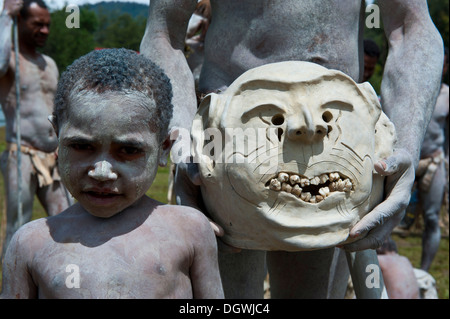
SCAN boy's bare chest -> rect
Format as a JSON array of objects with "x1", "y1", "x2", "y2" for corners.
[{"x1": 32, "y1": 238, "x2": 192, "y2": 298}]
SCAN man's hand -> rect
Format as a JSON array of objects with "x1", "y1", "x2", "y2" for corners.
[
  {"x1": 343, "y1": 148, "x2": 415, "y2": 251},
  {"x1": 3, "y1": 0, "x2": 23, "y2": 17}
]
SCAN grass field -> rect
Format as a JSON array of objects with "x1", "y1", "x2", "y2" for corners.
[{"x1": 0, "y1": 126, "x2": 448, "y2": 298}]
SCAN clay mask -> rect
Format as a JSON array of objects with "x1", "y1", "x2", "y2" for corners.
[{"x1": 192, "y1": 61, "x2": 396, "y2": 251}]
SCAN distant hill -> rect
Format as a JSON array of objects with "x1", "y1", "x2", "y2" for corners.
[{"x1": 83, "y1": 1, "x2": 149, "y2": 19}]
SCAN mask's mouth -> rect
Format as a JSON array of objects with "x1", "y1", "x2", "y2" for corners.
[{"x1": 266, "y1": 171, "x2": 354, "y2": 204}]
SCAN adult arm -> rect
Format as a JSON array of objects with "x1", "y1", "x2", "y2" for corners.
[
  {"x1": 140, "y1": 0, "x2": 198, "y2": 134},
  {"x1": 345, "y1": 0, "x2": 444, "y2": 251},
  {"x1": 0, "y1": 0, "x2": 22, "y2": 77},
  {"x1": 140, "y1": 0, "x2": 228, "y2": 241}
]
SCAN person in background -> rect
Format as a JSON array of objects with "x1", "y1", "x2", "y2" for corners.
[
  {"x1": 0, "y1": 0, "x2": 70, "y2": 257},
  {"x1": 140, "y1": 0, "x2": 443, "y2": 298}
]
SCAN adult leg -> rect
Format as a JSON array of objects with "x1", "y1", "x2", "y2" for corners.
[
  {"x1": 218, "y1": 248, "x2": 267, "y2": 298},
  {"x1": 0, "y1": 151, "x2": 37, "y2": 255},
  {"x1": 267, "y1": 248, "x2": 349, "y2": 298},
  {"x1": 420, "y1": 160, "x2": 445, "y2": 271}
]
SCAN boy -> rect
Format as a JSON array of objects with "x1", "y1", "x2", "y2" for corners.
[{"x1": 0, "y1": 48, "x2": 224, "y2": 299}]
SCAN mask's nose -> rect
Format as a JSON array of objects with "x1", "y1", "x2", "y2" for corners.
[
  {"x1": 88, "y1": 160, "x2": 118, "y2": 182},
  {"x1": 286, "y1": 107, "x2": 328, "y2": 142}
]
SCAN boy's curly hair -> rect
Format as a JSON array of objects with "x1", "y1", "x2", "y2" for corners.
[{"x1": 53, "y1": 48, "x2": 173, "y2": 141}]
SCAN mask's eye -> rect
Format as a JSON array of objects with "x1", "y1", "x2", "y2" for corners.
[
  {"x1": 271, "y1": 114, "x2": 285, "y2": 125},
  {"x1": 322, "y1": 111, "x2": 333, "y2": 123}
]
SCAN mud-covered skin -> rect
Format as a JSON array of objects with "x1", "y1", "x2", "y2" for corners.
[
  {"x1": 418, "y1": 81, "x2": 449, "y2": 271},
  {"x1": 0, "y1": 0, "x2": 70, "y2": 255},
  {"x1": 140, "y1": 0, "x2": 444, "y2": 298},
  {"x1": 0, "y1": 50, "x2": 224, "y2": 298},
  {"x1": 0, "y1": 199, "x2": 223, "y2": 298}
]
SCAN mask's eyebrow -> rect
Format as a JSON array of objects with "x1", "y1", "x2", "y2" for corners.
[
  {"x1": 320, "y1": 99, "x2": 354, "y2": 111},
  {"x1": 240, "y1": 103, "x2": 287, "y2": 125},
  {"x1": 241, "y1": 103, "x2": 286, "y2": 118}
]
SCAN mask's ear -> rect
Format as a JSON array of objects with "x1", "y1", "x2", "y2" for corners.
[
  {"x1": 358, "y1": 81, "x2": 382, "y2": 119},
  {"x1": 191, "y1": 93, "x2": 222, "y2": 173},
  {"x1": 159, "y1": 135, "x2": 173, "y2": 167},
  {"x1": 374, "y1": 112, "x2": 397, "y2": 162},
  {"x1": 357, "y1": 82, "x2": 397, "y2": 161}
]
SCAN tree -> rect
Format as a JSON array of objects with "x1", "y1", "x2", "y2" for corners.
[
  {"x1": 428, "y1": 0, "x2": 449, "y2": 84},
  {"x1": 95, "y1": 11, "x2": 146, "y2": 52},
  {"x1": 41, "y1": 7, "x2": 98, "y2": 73}
]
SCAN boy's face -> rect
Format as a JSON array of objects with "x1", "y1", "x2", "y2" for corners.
[{"x1": 56, "y1": 91, "x2": 170, "y2": 218}]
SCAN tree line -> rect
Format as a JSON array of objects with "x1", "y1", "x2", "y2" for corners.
[{"x1": 41, "y1": 5, "x2": 147, "y2": 73}]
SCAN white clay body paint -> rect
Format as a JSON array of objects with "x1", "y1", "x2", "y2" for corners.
[
  {"x1": 56, "y1": 91, "x2": 164, "y2": 218},
  {"x1": 88, "y1": 160, "x2": 119, "y2": 181}
]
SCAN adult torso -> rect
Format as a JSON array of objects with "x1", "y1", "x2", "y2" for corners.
[
  {"x1": 420, "y1": 83, "x2": 449, "y2": 157},
  {"x1": 0, "y1": 51, "x2": 58, "y2": 153},
  {"x1": 199, "y1": 0, "x2": 364, "y2": 93}
]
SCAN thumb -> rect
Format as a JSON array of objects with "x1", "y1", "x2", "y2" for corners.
[{"x1": 374, "y1": 149, "x2": 412, "y2": 176}]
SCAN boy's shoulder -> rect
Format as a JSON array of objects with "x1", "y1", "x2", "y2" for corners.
[
  {"x1": 154, "y1": 204, "x2": 212, "y2": 233},
  {"x1": 14, "y1": 217, "x2": 49, "y2": 238},
  {"x1": 6, "y1": 217, "x2": 51, "y2": 256},
  {"x1": 157, "y1": 204, "x2": 208, "y2": 221}
]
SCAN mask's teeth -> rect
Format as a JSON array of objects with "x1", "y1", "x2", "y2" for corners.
[
  {"x1": 319, "y1": 173, "x2": 329, "y2": 184},
  {"x1": 289, "y1": 174, "x2": 301, "y2": 185},
  {"x1": 310, "y1": 176, "x2": 321, "y2": 185},
  {"x1": 319, "y1": 186, "x2": 330, "y2": 198},
  {"x1": 343, "y1": 179, "x2": 352, "y2": 192},
  {"x1": 269, "y1": 179, "x2": 282, "y2": 191},
  {"x1": 300, "y1": 191, "x2": 312, "y2": 202},
  {"x1": 300, "y1": 178, "x2": 310, "y2": 187},
  {"x1": 329, "y1": 172, "x2": 340, "y2": 182},
  {"x1": 291, "y1": 184, "x2": 302, "y2": 197},
  {"x1": 281, "y1": 182, "x2": 292, "y2": 193},
  {"x1": 267, "y1": 171, "x2": 353, "y2": 203},
  {"x1": 277, "y1": 172, "x2": 289, "y2": 183}
]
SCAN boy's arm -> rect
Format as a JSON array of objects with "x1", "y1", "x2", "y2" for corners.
[
  {"x1": 188, "y1": 211, "x2": 224, "y2": 299},
  {"x1": 1, "y1": 227, "x2": 38, "y2": 299}
]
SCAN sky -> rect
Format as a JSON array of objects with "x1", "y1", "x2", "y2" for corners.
[
  {"x1": 0, "y1": 0, "x2": 150, "y2": 11},
  {"x1": 49, "y1": 0, "x2": 149, "y2": 9}
]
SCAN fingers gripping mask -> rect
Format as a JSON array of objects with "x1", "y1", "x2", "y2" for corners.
[{"x1": 191, "y1": 61, "x2": 396, "y2": 251}]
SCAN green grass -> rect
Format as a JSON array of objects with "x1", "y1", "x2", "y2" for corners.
[
  {"x1": 0, "y1": 126, "x2": 448, "y2": 298},
  {"x1": 392, "y1": 232, "x2": 449, "y2": 299}
]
